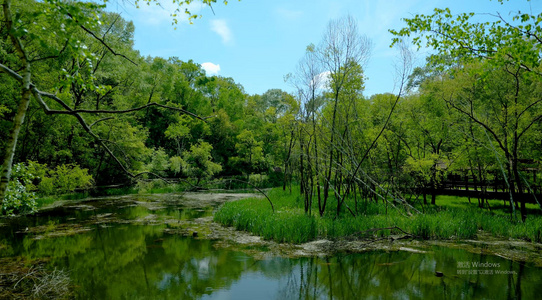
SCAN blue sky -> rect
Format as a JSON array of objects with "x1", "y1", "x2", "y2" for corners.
[{"x1": 109, "y1": 0, "x2": 540, "y2": 97}]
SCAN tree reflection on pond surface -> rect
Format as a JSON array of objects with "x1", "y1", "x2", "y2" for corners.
[{"x1": 1, "y1": 197, "x2": 540, "y2": 299}]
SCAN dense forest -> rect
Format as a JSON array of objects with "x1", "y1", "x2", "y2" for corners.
[{"x1": 1, "y1": 0, "x2": 542, "y2": 223}]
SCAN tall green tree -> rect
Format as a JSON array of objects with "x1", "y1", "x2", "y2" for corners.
[
  {"x1": 391, "y1": 0, "x2": 542, "y2": 219},
  {"x1": 0, "y1": 0, "x2": 232, "y2": 209}
]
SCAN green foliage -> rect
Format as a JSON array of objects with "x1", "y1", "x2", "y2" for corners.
[
  {"x1": 2, "y1": 163, "x2": 37, "y2": 215},
  {"x1": 390, "y1": 3, "x2": 542, "y2": 75},
  {"x1": 4, "y1": 161, "x2": 93, "y2": 198},
  {"x1": 405, "y1": 154, "x2": 450, "y2": 185},
  {"x1": 182, "y1": 141, "x2": 222, "y2": 182},
  {"x1": 38, "y1": 177, "x2": 55, "y2": 196},
  {"x1": 48, "y1": 164, "x2": 94, "y2": 194},
  {"x1": 3, "y1": 180, "x2": 37, "y2": 216},
  {"x1": 231, "y1": 129, "x2": 266, "y2": 173},
  {"x1": 134, "y1": 0, "x2": 234, "y2": 26},
  {"x1": 0, "y1": 105, "x2": 9, "y2": 117},
  {"x1": 135, "y1": 179, "x2": 166, "y2": 194},
  {"x1": 215, "y1": 187, "x2": 542, "y2": 244},
  {"x1": 146, "y1": 148, "x2": 171, "y2": 176},
  {"x1": 169, "y1": 156, "x2": 184, "y2": 175}
]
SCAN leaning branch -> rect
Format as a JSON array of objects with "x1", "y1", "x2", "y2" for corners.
[
  {"x1": 229, "y1": 179, "x2": 275, "y2": 213},
  {"x1": 31, "y1": 88, "x2": 136, "y2": 177},
  {"x1": 0, "y1": 62, "x2": 208, "y2": 182},
  {"x1": 32, "y1": 88, "x2": 172, "y2": 182},
  {"x1": 63, "y1": 11, "x2": 138, "y2": 66},
  {"x1": 0, "y1": 62, "x2": 23, "y2": 80},
  {"x1": 37, "y1": 91, "x2": 206, "y2": 121},
  {"x1": 89, "y1": 116, "x2": 114, "y2": 128}
]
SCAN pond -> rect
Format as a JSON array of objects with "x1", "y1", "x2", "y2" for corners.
[{"x1": 1, "y1": 193, "x2": 541, "y2": 299}]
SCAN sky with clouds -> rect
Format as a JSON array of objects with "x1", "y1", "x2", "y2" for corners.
[{"x1": 109, "y1": 0, "x2": 540, "y2": 97}]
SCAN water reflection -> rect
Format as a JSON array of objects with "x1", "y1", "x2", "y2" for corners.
[{"x1": 1, "y1": 196, "x2": 541, "y2": 299}]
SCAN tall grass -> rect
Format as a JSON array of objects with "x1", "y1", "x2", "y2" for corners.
[{"x1": 214, "y1": 187, "x2": 542, "y2": 244}]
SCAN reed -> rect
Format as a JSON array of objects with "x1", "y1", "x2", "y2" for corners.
[{"x1": 214, "y1": 187, "x2": 542, "y2": 244}]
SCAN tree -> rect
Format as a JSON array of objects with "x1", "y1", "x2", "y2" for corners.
[
  {"x1": 0, "y1": 0, "x2": 231, "y2": 210},
  {"x1": 318, "y1": 15, "x2": 372, "y2": 216},
  {"x1": 391, "y1": 0, "x2": 542, "y2": 220},
  {"x1": 231, "y1": 129, "x2": 265, "y2": 174},
  {"x1": 287, "y1": 43, "x2": 325, "y2": 215},
  {"x1": 180, "y1": 140, "x2": 222, "y2": 185}
]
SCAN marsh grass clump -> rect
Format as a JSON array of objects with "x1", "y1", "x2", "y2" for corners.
[
  {"x1": 0, "y1": 258, "x2": 71, "y2": 299},
  {"x1": 214, "y1": 187, "x2": 542, "y2": 244}
]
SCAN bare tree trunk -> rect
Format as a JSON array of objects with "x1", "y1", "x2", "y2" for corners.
[
  {"x1": 0, "y1": 0, "x2": 32, "y2": 207},
  {"x1": 283, "y1": 128, "x2": 295, "y2": 191}
]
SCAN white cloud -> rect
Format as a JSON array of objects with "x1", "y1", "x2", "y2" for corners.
[
  {"x1": 276, "y1": 8, "x2": 303, "y2": 20},
  {"x1": 312, "y1": 71, "x2": 331, "y2": 90},
  {"x1": 201, "y1": 62, "x2": 221, "y2": 75},
  {"x1": 210, "y1": 19, "x2": 233, "y2": 44}
]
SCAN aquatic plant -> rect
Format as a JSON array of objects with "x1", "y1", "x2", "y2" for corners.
[{"x1": 214, "y1": 187, "x2": 542, "y2": 244}]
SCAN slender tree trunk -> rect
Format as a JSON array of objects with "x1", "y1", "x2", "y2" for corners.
[
  {"x1": 322, "y1": 88, "x2": 341, "y2": 216},
  {"x1": 0, "y1": 0, "x2": 32, "y2": 207},
  {"x1": 430, "y1": 171, "x2": 437, "y2": 205},
  {"x1": 283, "y1": 128, "x2": 295, "y2": 191},
  {"x1": 313, "y1": 114, "x2": 323, "y2": 217},
  {"x1": 512, "y1": 153, "x2": 526, "y2": 221},
  {"x1": 304, "y1": 134, "x2": 314, "y2": 214}
]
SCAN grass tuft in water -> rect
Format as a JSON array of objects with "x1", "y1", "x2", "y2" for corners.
[{"x1": 214, "y1": 187, "x2": 542, "y2": 244}]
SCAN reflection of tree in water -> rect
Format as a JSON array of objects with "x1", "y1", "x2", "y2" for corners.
[
  {"x1": 16, "y1": 224, "x2": 258, "y2": 299},
  {"x1": 8, "y1": 218, "x2": 542, "y2": 299},
  {"x1": 273, "y1": 249, "x2": 540, "y2": 300}
]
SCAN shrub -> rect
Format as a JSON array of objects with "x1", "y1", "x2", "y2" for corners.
[
  {"x1": 135, "y1": 179, "x2": 167, "y2": 194},
  {"x1": 2, "y1": 162, "x2": 94, "y2": 215},
  {"x1": 49, "y1": 164, "x2": 93, "y2": 194},
  {"x1": 248, "y1": 174, "x2": 268, "y2": 187},
  {"x1": 38, "y1": 177, "x2": 55, "y2": 195},
  {"x1": 2, "y1": 163, "x2": 37, "y2": 216},
  {"x1": 32, "y1": 164, "x2": 94, "y2": 196}
]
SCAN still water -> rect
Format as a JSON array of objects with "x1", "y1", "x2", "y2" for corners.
[{"x1": 0, "y1": 194, "x2": 541, "y2": 299}]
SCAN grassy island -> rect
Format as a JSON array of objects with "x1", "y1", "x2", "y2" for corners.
[{"x1": 214, "y1": 187, "x2": 542, "y2": 244}]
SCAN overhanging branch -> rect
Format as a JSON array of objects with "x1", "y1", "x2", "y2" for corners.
[{"x1": 0, "y1": 63, "x2": 201, "y2": 182}]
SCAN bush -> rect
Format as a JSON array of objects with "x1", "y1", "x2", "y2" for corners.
[
  {"x1": 135, "y1": 179, "x2": 167, "y2": 194},
  {"x1": 37, "y1": 177, "x2": 55, "y2": 195},
  {"x1": 2, "y1": 163, "x2": 37, "y2": 216},
  {"x1": 37, "y1": 164, "x2": 93, "y2": 195},
  {"x1": 248, "y1": 174, "x2": 268, "y2": 187},
  {"x1": 2, "y1": 162, "x2": 94, "y2": 215},
  {"x1": 48, "y1": 164, "x2": 93, "y2": 194}
]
